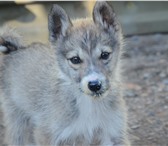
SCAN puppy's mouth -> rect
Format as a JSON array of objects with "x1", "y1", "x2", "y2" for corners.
[
  {"x1": 91, "y1": 90, "x2": 105, "y2": 98},
  {"x1": 79, "y1": 87, "x2": 107, "y2": 98}
]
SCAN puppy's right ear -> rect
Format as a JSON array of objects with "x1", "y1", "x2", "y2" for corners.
[{"x1": 48, "y1": 5, "x2": 72, "y2": 42}]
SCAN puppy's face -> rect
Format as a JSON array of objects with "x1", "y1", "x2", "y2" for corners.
[{"x1": 48, "y1": 2, "x2": 123, "y2": 97}]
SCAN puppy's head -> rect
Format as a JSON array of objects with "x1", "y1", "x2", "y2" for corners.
[{"x1": 48, "y1": 2, "x2": 123, "y2": 98}]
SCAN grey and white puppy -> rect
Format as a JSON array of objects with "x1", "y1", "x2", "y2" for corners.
[{"x1": 0, "y1": 2, "x2": 130, "y2": 146}]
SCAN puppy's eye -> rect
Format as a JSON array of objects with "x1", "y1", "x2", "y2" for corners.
[
  {"x1": 100, "y1": 52, "x2": 110, "y2": 60},
  {"x1": 69, "y1": 56, "x2": 82, "y2": 64}
]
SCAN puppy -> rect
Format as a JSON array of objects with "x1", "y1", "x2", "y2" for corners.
[{"x1": 0, "y1": 2, "x2": 130, "y2": 145}]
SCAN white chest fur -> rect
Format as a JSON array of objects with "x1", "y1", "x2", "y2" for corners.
[{"x1": 56, "y1": 95, "x2": 124, "y2": 144}]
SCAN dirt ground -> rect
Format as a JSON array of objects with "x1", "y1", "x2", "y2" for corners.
[
  {"x1": 0, "y1": 33, "x2": 168, "y2": 146},
  {"x1": 124, "y1": 34, "x2": 168, "y2": 146}
]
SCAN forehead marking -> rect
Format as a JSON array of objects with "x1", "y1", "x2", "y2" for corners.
[{"x1": 81, "y1": 29, "x2": 99, "y2": 55}]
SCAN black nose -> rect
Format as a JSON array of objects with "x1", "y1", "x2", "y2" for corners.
[{"x1": 88, "y1": 80, "x2": 101, "y2": 92}]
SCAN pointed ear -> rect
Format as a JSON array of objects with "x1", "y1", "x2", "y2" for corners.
[
  {"x1": 48, "y1": 4, "x2": 72, "y2": 42},
  {"x1": 93, "y1": 2, "x2": 120, "y2": 32}
]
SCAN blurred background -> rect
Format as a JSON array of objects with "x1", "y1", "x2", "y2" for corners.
[
  {"x1": 0, "y1": 1, "x2": 168, "y2": 42},
  {"x1": 0, "y1": 1, "x2": 168, "y2": 146}
]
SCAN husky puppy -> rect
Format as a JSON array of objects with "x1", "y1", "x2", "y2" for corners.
[{"x1": 0, "y1": 2, "x2": 130, "y2": 146}]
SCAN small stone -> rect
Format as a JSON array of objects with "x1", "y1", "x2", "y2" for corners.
[
  {"x1": 148, "y1": 112, "x2": 155, "y2": 117},
  {"x1": 125, "y1": 90, "x2": 137, "y2": 98},
  {"x1": 162, "y1": 79, "x2": 168, "y2": 85},
  {"x1": 131, "y1": 124, "x2": 140, "y2": 129},
  {"x1": 143, "y1": 73, "x2": 151, "y2": 80},
  {"x1": 164, "y1": 105, "x2": 168, "y2": 109},
  {"x1": 159, "y1": 72, "x2": 166, "y2": 78},
  {"x1": 147, "y1": 137, "x2": 153, "y2": 140}
]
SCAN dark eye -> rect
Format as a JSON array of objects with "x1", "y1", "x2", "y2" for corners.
[
  {"x1": 69, "y1": 56, "x2": 82, "y2": 64},
  {"x1": 100, "y1": 52, "x2": 110, "y2": 60}
]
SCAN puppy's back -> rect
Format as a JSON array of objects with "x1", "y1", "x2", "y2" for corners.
[{"x1": 1, "y1": 41, "x2": 58, "y2": 112}]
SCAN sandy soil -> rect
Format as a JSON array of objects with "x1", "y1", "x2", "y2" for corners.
[{"x1": 0, "y1": 34, "x2": 168, "y2": 146}]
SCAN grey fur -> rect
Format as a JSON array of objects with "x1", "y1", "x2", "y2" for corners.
[{"x1": 0, "y1": 2, "x2": 130, "y2": 146}]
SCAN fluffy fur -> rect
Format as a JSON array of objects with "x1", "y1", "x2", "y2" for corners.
[{"x1": 0, "y1": 2, "x2": 130, "y2": 145}]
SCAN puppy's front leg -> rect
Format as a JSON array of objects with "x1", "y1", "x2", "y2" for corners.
[
  {"x1": 100, "y1": 136, "x2": 114, "y2": 146},
  {"x1": 101, "y1": 136, "x2": 128, "y2": 146}
]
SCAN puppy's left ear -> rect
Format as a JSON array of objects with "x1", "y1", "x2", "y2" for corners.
[
  {"x1": 48, "y1": 4, "x2": 72, "y2": 42},
  {"x1": 93, "y1": 2, "x2": 120, "y2": 33}
]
